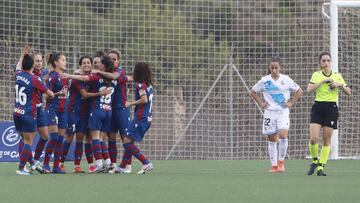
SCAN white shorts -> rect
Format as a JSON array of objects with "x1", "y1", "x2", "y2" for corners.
[{"x1": 262, "y1": 109, "x2": 290, "y2": 136}]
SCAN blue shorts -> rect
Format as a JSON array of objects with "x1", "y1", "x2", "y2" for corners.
[
  {"x1": 88, "y1": 109, "x2": 111, "y2": 133},
  {"x1": 13, "y1": 114, "x2": 37, "y2": 133},
  {"x1": 46, "y1": 108, "x2": 67, "y2": 129},
  {"x1": 127, "y1": 118, "x2": 151, "y2": 142},
  {"x1": 110, "y1": 107, "x2": 130, "y2": 135},
  {"x1": 36, "y1": 106, "x2": 47, "y2": 128},
  {"x1": 66, "y1": 111, "x2": 88, "y2": 134}
]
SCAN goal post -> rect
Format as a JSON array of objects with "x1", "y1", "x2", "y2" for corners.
[{"x1": 324, "y1": 0, "x2": 360, "y2": 159}]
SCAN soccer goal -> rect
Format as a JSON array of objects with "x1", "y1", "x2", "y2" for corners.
[{"x1": 322, "y1": 0, "x2": 360, "y2": 159}]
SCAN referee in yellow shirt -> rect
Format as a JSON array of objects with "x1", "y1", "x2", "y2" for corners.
[{"x1": 306, "y1": 52, "x2": 352, "y2": 176}]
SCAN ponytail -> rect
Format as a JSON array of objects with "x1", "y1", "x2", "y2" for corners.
[{"x1": 47, "y1": 52, "x2": 62, "y2": 68}]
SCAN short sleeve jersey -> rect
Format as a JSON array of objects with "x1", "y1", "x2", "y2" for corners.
[
  {"x1": 309, "y1": 70, "x2": 346, "y2": 102},
  {"x1": 67, "y1": 77, "x2": 89, "y2": 117},
  {"x1": 46, "y1": 70, "x2": 69, "y2": 112},
  {"x1": 134, "y1": 82, "x2": 154, "y2": 121},
  {"x1": 112, "y1": 67, "x2": 129, "y2": 109},
  {"x1": 14, "y1": 71, "x2": 48, "y2": 117},
  {"x1": 88, "y1": 73, "x2": 116, "y2": 112},
  {"x1": 252, "y1": 74, "x2": 300, "y2": 110},
  {"x1": 32, "y1": 68, "x2": 49, "y2": 105}
]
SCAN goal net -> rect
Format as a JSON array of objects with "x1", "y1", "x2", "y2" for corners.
[
  {"x1": 0, "y1": 0, "x2": 358, "y2": 160},
  {"x1": 327, "y1": 1, "x2": 360, "y2": 159}
]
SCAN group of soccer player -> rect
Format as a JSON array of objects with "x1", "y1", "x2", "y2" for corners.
[
  {"x1": 13, "y1": 46, "x2": 351, "y2": 177},
  {"x1": 13, "y1": 46, "x2": 154, "y2": 175}
]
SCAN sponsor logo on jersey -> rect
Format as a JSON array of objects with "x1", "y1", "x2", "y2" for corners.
[{"x1": 14, "y1": 107, "x2": 25, "y2": 115}]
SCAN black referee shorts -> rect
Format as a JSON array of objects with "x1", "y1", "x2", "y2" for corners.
[{"x1": 310, "y1": 101, "x2": 339, "y2": 129}]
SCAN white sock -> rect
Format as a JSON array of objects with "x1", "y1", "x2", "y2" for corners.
[
  {"x1": 278, "y1": 138, "x2": 288, "y2": 161},
  {"x1": 268, "y1": 141, "x2": 278, "y2": 166}
]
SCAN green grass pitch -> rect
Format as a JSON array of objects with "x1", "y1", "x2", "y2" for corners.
[{"x1": 1, "y1": 160, "x2": 359, "y2": 203}]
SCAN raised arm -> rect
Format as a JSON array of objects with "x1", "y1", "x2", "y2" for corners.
[
  {"x1": 61, "y1": 73, "x2": 90, "y2": 82},
  {"x1": 15, "y1": 45, "x2": 31, "y2": 71},
  {"x1": 92, "y1": 69, "x2": 119, "y2": 80}
]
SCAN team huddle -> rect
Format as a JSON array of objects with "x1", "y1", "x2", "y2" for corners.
[{"x1": 13, "y1": 46, "x2": 154, "y2": 175}]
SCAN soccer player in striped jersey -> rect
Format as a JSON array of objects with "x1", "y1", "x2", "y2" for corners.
[
  {"x1": 92, "y1": 51, "x2": 112, "y2": 171},
  {"x1": 92, "y1": 49, "x2": 134, "y2": 173},
  {"x1": 250, "y1": 58, "x2": 302, "y2": 173},
  {"x1": 14, "y1": 54, "x2": 54, "y2": 175},
  {"x1": 60, "y1": 56, "x2": 110, "y2": 173},
  {"x1": 306, "y1": 52, "x2": 351, "y2": 176},
  {"x1": 115, "y1": 62, "x2": 154, "y2": 174},
  {"x1": 15, "y1": 46, "x2": 49, "y2": 173},
  {"x1": 62, "y1": 55, "x2": 116, "y2": 173},
  {"x1": 42, "y1": 53, "x2": 70, "y2": 174}
]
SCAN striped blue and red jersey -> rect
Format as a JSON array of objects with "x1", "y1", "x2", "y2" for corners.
[
  {"x1": 14, "y1": 71, "x2": 48, "y2": 117},
  {"x1": 46, "y1": 70, "x2": 69, "y2": 112},
  {"x1": 33, "y1": 68, "x2": 49, "y2": 81},
  {"x1": 88, "y1": 73, "x2": 116, "y2": 112},
  {"x1": 112, "y1": 67, "x2": 128, "y2": 109},
  {"x1": 33, "y1": 68, "x2": 49, "y2": 105},
  {"x1": 67, "y1": 77, "x2": 89, "y2": 117},
  {"x1": 134, "y1": 82, "x2": 153, "y2": 121}
]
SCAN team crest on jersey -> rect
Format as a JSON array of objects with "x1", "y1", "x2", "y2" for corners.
[{"x1": 281, "y1": 81, "x2": 285, "y2": 85}]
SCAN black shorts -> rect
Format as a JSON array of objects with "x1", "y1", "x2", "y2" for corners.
[{"x1": 310, "y1": 101, "x2": 338, "y2": 129}]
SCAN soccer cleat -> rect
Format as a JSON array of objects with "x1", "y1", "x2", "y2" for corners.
[
  {"x1": 307, "y1": 163, "x2": 318, "y2": 175},
  {"x1": 137, "y1": 163, "x2": 154, "y2": 175},
  {"x1": 114, "y1": 167, "x2": 125, "y2": 174},
  {"x1": 317, "y1": 169, "x2": 327, "y2": 176},
  {"x1": 124, "y1": 164, "x2": 132, "y2": 174},
  {"x1": 277, "y1": 160, "x2": 285, "y2": 172},
  {"x1": 88, "y1": 164, "x2": 96, "y2": 173},
  {"x1": 90, "y1": 165, "x2": 104, "y2": 174},
  {"x1": 60, "y1": 163, "x2": 65, "y2": 172},
  {"x1": 31, "y1": 161, "x2": 44, "y2": 173},
  {"x1": 16, "y1": 169, "x2": 31, "y2": 176},
  {"x1": 73, "y1": 166, "x2": 85, "y2": 173},
  {"x1": 103, "y1": 163, "x2": 111, "y2": 173},
  {"x1": 107, "y1": 163, "x2": 116, "y2": 174},
  {"x1": 52, "y1": 167, "x2": 66, "y2": 174},
  {"x1": 42, "y1": 164, "x2": 52, "y2": 174},
  {"x1": 23, "y1": 165, "x2": 32, "y2": 174},
  {"x1": 268, "y1": 166, "x2": 279, "y2": 173}
]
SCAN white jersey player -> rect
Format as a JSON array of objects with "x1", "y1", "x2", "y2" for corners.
[{"x1": 250, "y1": 57, "x2": 303, "y2": 173}]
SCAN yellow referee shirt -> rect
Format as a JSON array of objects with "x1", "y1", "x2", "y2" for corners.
[{"x1": 309, "y1": 70, "x2": 346, "y2": 102}]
